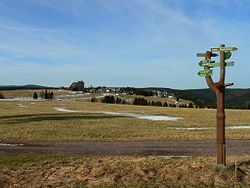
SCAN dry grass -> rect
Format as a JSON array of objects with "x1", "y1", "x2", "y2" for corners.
[
  {"x1": 0, "y1": 101, "x2": 250, "y2": 141},
  {"x1": 0, "y1": 154, "x2": 249, "y2": 187},
  {"x1": 0, "y1": 89, "x2": 65, "y2": 99},
  {"x1": 0, "y1": 92, "x2": 250, "y2": 187}
]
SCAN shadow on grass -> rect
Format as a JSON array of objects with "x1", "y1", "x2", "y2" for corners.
[{"x1": 0, "y1": 113, "x2": 126, "y2": 124}]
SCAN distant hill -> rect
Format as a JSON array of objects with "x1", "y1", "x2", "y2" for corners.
[
  {"x1": 143, "y1": 87, "x2": 250, "y2": 109},
  {"x1": 0, "y1": 84, "x2": 249, "y2": 109},
  {"x1": 0, "y1": 84, "x2": 56, "y2": 90}
]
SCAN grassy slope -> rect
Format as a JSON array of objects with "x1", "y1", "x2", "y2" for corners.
[
  {"x1": 0, "y1": 155, "x2": 249, "y2": 187},
  {"x1": 0, "y1": 101, "x2": 250, "y2": 141}
]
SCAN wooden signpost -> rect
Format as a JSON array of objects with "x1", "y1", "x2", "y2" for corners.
[{"x1": 196, "y1": 44, "x2": 237, "y2": 165}]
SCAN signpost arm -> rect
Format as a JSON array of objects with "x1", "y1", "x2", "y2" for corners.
[
  {"x1": 219, "y1": 45, "x2": 226, "y2": 86},
  {"x1": 204, "y1": 51, "x2": 219, "y2": 92}
]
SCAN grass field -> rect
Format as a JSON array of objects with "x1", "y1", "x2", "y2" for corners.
[
  {"x1": 0, "y1": 100, "x2": 250, "y2": 141},
  {"x1": 0, "y1": 154, "x2": 249, "y2": 187},
  {"x1": 1, "y1": 94, "x2": 250, "y2": 187}
]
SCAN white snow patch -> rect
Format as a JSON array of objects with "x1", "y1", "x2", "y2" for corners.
[
  {"x1": 0, "y1": 98, "x2": 37, "y2": 101},
  {"x1": 174, "y1": 126, "x2": 250, "y2": 131},
  {"x1": 53, "y1": 107, "x2": 182, "y2": 121},
  {"x1": 227, "y1": 126, "x2": 250, "y2": 129},
  {"x1": 17, "y1": 104, "x2": 28, "y2": 108},
  {"x1": 103, "y1": 112, "x2": 182, "y2": 121},
  {"x1": 135, "y1": 115, "x2": 181, "y2": 121},
  {"x1": 0, "y1": 143, "x2": 23, "y2": 147},
  {"x1": 175, "y1": 127, "x2": 212, "y2": 130},
  {"x1": 54, "y1": 107, "x2": 83, "y2": 113}
]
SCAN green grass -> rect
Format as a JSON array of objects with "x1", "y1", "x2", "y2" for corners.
[
  {"x1": 0, "y1": 154, "x2": 249, "y2": 187},
  {"x1": 0, "y1": 101, "x2": 250, "y2": 141}
]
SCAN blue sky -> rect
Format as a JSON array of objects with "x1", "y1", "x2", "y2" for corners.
[{"x1": 0, "y1": 0, "x2": 249, "y2": 88}]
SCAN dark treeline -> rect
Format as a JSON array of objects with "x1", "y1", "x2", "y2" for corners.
[
  {"x1": 100, "y1": 96, "x2": 194, "y2": 108},
  {"x1": 101, "y1": 96, "x2": 127, "y2": 104},
  {"x1": 33, "y1": 89, "x2": 54, "y2": 100},
  {"x1": 120, "y1": 87, "x2": 154, "y2": 96},
  {"x1": 133, "y1": 97, "x2": 194, "y2": 108}
]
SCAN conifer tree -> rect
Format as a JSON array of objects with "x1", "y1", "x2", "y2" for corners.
[{"x1": 33, "y1": 92, "x2": 38, "y2": 99}]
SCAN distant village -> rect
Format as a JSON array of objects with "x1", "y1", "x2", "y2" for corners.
[
  {"x1": 2, "y1": 80, "x2": 249, "y2": 109},
  {"x1": 69, "y1": 80, "x2": 175, "y2": 99},
  {"x1": 68, "y1": 81, "x2": 194, "y2": 108}
]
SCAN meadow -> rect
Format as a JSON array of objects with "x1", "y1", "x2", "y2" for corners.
[
  {"x1": 0, "y1": 90, "x2": 249, "y2": 187},
  {"x1": 0, "y1": 99, "x2": 250, "y2": 142}
]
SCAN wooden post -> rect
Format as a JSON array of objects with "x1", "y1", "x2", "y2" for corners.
[
  {"x1": 204, "y1": 44, "x2": 226, "y2": 165},
  {"x1": 197, "y1": 44, "x2": 237, "y2": 165}
]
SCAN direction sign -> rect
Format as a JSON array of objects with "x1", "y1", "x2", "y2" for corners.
[
  {"x1": 196, "y1": 53, "x2": 218, "y2": 57},
  {"x1": 199, "y1": 61, "x2": 234, "y2": 68},
  {"x1": 225, "y1": 61, "x2": 234, "y2": 66},
  {"x1": 211, "y1": 47, "x2": 238, "y2": 52},
  {"x1": 197, "y1": 69, "x2": 212, "y2": 77},
  {"x1": 224, "y1": 51, "x2": 232, "y2": 60},
  {"x1": 199, "y1": 60, "x2": 215, "y2": 66}
]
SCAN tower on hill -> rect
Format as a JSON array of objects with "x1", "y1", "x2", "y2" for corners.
[{"x1": 69, "y1": 81, "x2": 85, "y2": 91}]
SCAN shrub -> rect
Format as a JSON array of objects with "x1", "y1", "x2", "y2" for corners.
[
  {"x1": 91, "y1": 97, "x2": 97, "y2": 102},
  {"x1": 0, "y1": 93, "x2": 5, "y2": 99},
  {"x1": 163, "y1": 102, "x2": 168, "y2": 107},
  {"x1": 102, "y1": 96, "x2": 115, "y2": 104}
]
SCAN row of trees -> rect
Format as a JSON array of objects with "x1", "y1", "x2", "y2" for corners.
[
  {"x1": 99, "y1": 96, "x2": 127, "y2": 104},
  {"x1": 33, "y1": 90, "x2": 54, "y2": 100},
  {"x1": 133, "y1": 97, "x2": 181, "y2": 107},
  {"x1": 97, "y1": 95, "x2": 194, "y2": 108}
]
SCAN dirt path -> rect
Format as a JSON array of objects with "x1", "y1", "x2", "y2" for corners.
[{"x1": 0, "y1": 140, "x2": 249, "y2": 156}]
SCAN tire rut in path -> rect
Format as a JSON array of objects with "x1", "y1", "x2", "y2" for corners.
[{"x1": 0, "y1": 140, "x2": 249, "y2": 156}]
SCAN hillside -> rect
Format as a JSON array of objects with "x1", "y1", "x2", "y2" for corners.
[
  {"x1": 0, "y1": 85, "x2": 249, "y2": 108},
  {"x1": 0, "y1": 84, "x2": 55, "y2": 90},
  {"x1": 143, "y1": 87, "x2": 250, "y2": 109}
]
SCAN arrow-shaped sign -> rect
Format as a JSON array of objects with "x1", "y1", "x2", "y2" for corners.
[
  {"x1": 199, "y1": 61, "x2": 234, "y2": 68},
  {"x1": 199, "y1": 60, "x2": 215, "y2": 67},
  {"x1": 197, "y1": 69, "x2": 213, "y2": 77},
  {"x1": 211, "y1": 47, "x2": 238, "y2": 52},
  {"x1": 196, "y1": 53, "x2": 218, "y2": 57},
  {"x1": 224, "y1": 51, "x2": 232, "y2": 60}
]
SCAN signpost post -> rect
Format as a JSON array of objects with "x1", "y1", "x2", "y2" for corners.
[{"x1": 196, "y1": 44, "x2": 237, "y2": 166}]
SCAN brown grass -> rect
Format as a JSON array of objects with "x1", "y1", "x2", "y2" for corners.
[
  {"x1": 0, "y1": 155, "x2": 249, "y2": 187},
  {"x1": 0, "y1": 101, "x2": 250, "y2": 141}
]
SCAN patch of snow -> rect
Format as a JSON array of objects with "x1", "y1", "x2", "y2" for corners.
[
  {"x1": 103, "y1": 112, "x2": 182, "y2": 121},
  {"x1": 95, "y1": 95, "x2": 105, "y2": 99},
  {"x1": 0, "y1": 98, "x2": 36, "y2": 101},
  {"x1": 54, "y1": 107, "x2": 83, "y2": 113},
  {"x1": 0, "y1": 143, "x2": 23, "y2": 147},
  {"x1": 134, "y1": 114, "x2": 181, "y2": 121},
  {"x1": 174, "y1": 126, "x2": 250, "y2": 131},
  {"x1": 54, "y1": 107, "x2": 182, "y2": 121},
  {"x1": 227, "y1": 126, "x2": 250, "y2": 129},
  {"x1": 18, "y1": 105, "x2": 28, "y2": 108},
  {"x1": 17, "y1": 104, "x2": 28, "y2": 108},
  {"x1": 175, "y1": 127, "x2": 211, "y2": 130}
]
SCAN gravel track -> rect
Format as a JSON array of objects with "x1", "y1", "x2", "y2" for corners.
[{"x1": 0, "y1": 140, "x2": 249, "y2": 156}]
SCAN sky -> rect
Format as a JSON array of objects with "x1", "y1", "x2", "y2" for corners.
[{"x1": 0, "y1": 0, "x2": 249, "y2": 89}]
